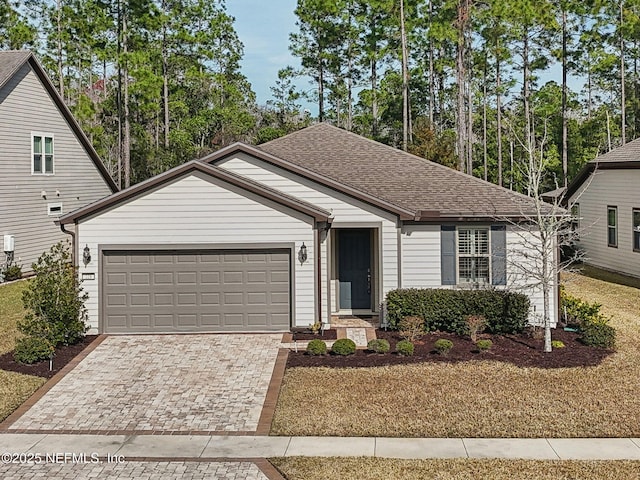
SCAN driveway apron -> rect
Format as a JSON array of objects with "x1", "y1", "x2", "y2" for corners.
[{"x1": 7, "y1": 334, "x2": 283, "y2": 433}]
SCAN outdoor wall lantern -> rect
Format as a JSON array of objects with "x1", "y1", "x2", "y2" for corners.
[
  {"x1": 82, "y1": 244, "x2": 91, "y2": 267},
  {"x1": 298, "y1": 243, "x2": 308, "y2": 265}
]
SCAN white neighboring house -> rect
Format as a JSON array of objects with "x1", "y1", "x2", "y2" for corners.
[
  {"x1": 566, "y1": 138, "x2": 640, "y2": 278},
  {"x1": 0, "y1": 51, "x2": 117, "y2": 275},
  {"x1": 58, "y1": 123, "x2": 558, "y2": 334}
]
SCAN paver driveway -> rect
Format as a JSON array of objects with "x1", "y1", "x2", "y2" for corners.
[{"x1": 8, "y1": 334, "x2": 283, "y2": 433}]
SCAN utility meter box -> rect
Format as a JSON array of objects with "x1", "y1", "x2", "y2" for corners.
[{"x1": 3, "y1": 234, "x2": 15, "y2": 253}]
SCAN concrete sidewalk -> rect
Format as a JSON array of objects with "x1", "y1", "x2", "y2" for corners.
[{"x1": 1, "y1": 434, "x2": 640, "y2": 460}]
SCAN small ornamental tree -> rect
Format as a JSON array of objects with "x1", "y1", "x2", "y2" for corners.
[{"x1": 19, "y1": 241, "x2": 88, "y2": 346}]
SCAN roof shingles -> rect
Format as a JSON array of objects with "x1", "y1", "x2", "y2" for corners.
[{"x1": 258, "y1": 123, "x2": 540, "y2": 219}]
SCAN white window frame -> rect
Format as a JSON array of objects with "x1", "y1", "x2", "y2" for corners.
[
  {"x1": 633, "y1": 208, "x2": 640, "y2": 253},
  {"x1": 456, "y1": 227, "x2": 491, "y2": 286},
  {"x1": 31, "y1": 132, "x2": 55, "y2": 175}
]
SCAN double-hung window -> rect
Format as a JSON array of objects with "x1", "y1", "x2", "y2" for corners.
[
  {"x1": 607, "y1": 206, "x2": 617, "y2": 248},
  {"x1": 32, "y1": 134, "x2": 54, "y2": 174},
  {"x1": 633, "y1": 209, "x2": 640, "y2": 252},
  {"x1": 457, "y1": 228, "x2": 490, "y2": 285},
  {"x1": 571, "y1": 203, "x2": 580, "y2": 231}
]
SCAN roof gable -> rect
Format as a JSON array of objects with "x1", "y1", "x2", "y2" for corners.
[
  {"x1": 0, "y1": 50, "x2": 118, "y2": 193},
  {"x1": 59, "y1": 160, "x2": 332, "y2": 225},
  {"x1": 210, "y1": 123, "x2": 544, "y2": 220}
]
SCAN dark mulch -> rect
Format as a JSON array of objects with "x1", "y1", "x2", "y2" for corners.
[
  {"x1": 0, "y1": 336, "x2": 98, "y2": 379},
  {"x1": 286, "y1": 329, "x2": 614, "y2": 369},
  {"x1": 292, "y1": 329, "x2": 338, "y2": 341}
]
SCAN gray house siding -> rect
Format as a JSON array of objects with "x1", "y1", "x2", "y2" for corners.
[{"x1": 0, "y1": 62, "x2": 113, "y2": 272}]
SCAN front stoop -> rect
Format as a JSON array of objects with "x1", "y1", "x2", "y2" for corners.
[{"x1": 334, "y1": 327, "x2": 376, "y2": 348}]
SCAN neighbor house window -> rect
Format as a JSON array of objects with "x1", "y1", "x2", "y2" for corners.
[
  {"x1": 607, "y1": 206, "x2": 617, "y2": 247},
  {"x1": 457, "y1": 228, "x2": 490, "y2": 284},
  {"x1": 32, "y1": 134, "x2": 54, "y2": 174},
  {"x1": 571, "y1": 203, "x2": 580, "y2": 230},
  {"x1": 633, "y1": 209, "x2": 640, "y2": 252}
]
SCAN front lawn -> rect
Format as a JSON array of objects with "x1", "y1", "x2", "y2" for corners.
[
  {"x1": 271, "y1": 271, "x2": 640, "y2": 437},
  {"x1": 270, "y1": 458, "x2": 640, "y2": 480},
  {"x1": 0, "y1": 281, "x2": 46, "y2": 422}
]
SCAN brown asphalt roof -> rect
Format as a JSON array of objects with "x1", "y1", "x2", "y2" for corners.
[
  {"x1": 253, "y1": 123, "x2": 544, "y2": 220},
  {"x1": 59, "y1": 160, "x2": 332, "y2": 225},
  {"x1": 0, "y1": 50, "x2": 118, "y2": 193}
]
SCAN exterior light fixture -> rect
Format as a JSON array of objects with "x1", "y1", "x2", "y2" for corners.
[
  {"x1": 298, "y1": 243, "x2": 308, "y2": 265},
  {"x1": 82, "y1": 244, "x2": 91, "y2": 266}
]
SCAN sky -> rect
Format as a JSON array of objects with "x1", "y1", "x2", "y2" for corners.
[{"x1": 225, "y1": 0, "x2": 315, "y2": 112}]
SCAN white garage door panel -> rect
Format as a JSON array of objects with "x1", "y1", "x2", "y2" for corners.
[{"x1": 102, "y1": 249, "x2": 291, "y2": 333}]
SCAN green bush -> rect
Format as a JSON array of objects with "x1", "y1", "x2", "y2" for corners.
[
  {"x1": 367, "y1": 339, "x2": 390, "y2": 353},
  {"x1": 434, "y1": 338, "x2": 454, "y2": 355},
  {"x1": 306, "y1": 339, "x2": 327, "y2": 355},
  {"x1": 331, "y1": 338, "x2": 356, "y2": 355},
  {"x1": 561, "y1": 287, "x2": 603, "y2": 327},
  {"x1": 396, "y1": 340, "x2": 414, "y2": 356},
  {"x1": 19, "y1": 242, "x2": 88, "y2": 347},
  {"x1": 476, "y1": 339, "x2": 493, "y2": 351},
  {"x1": 551, "y1": 340, "x2": 565, "y2": 349},
  {"x1": 2, "y1": 263, "x2": 22, "y2": 281},
  {"x1": 580, "y1": 320, "x2": 616, "y2": 349},
  {"x1": 13, "y1": 336, "x2": 54, "y2": 364},
  {"x1": 385, "y1": 288, "x2": 530, "y2": 335}
]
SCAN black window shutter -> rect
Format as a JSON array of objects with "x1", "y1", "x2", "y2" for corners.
[
  {"x1": 441, "y1": 225, "x2": 456, "y2": 285},
  {"x1": 491, "y1": 225, "x2": 507, "y2": 286}
]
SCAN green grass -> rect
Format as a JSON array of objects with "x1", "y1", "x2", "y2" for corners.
[
  {"x1": 270, "y1": 458, "x2": 640, "y2": 480},
  {"x1": 0, "y1": 280, "x2": 46, "y2": 422},
  {"x1": 0, "y1": 280, "x2": 29, "y2": 355}
]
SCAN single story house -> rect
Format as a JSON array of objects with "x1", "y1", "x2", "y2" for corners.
[
  {"x1": 58, "y1": 124, "x2": 557, "y2": 334},
  {"x1": 0, "y1": 51, "x2": 117, "y2": 275},
  {"x1": 566, "y1": 137, "x2": 640, "y2": 278}
]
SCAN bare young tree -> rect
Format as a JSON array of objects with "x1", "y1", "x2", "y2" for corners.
[{"x1": 500, "y1": 121, "x2": 586, "y2": 352}]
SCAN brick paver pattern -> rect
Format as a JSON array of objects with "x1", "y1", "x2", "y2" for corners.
[
  {"x1": 0, "y1": 461, "x2": 268, "y2": 479},
  {"x1": 9, "y1": 335, "x2": 283, "y2": 432}
]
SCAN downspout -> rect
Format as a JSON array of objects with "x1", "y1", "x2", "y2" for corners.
[
  {"x1": 315, "y1": 227, "x2": 321, "y2": 325},
  {"x1": 56, "y1": 220, "x2": 76, "y2": 266}
]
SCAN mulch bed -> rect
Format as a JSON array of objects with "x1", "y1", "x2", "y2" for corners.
[
  {"x1": 0, "y1": 335, "x2": 98, "y2": 379},
  {"x1": 286, "y1": 329, "x2": 614, "y2": 369},
  {"x1": 292, "y1": 329, "x2": 338, "y2": 341}
]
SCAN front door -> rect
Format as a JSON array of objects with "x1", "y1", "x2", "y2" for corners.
[{"x1": 337, "y1": 229, "x2": 372, "y2": 310}]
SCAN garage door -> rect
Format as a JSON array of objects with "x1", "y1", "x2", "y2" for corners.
[{"x1": 102, "y1": 249, "x2": 291, "y2": 333}]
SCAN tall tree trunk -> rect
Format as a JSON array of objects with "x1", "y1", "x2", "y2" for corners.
[
  {"x1": 523, "y1": 31, "x2": 534, "y2": 195},
  {"x1": 400, "y1": 0, "x2": 410, "y2": 151},
  {"x1": 496, "y1": 47, "x2": 503, "y2": 186},
  {"x1": 428, "y1": 0, "x2": 435, "y2": 126},
  {"x1": 466, "y1": 19, "x2": 473, "y2": 176},
  {"x1": 371, "y1": 57, "x2": 378, "y2": 137},
  {"x1": 122, "y1": 8, "x2": 131, "y2": 188},
  {"x1": 56, "y1": 0, "x2": 64, "y2": 98},
  {"x1": 162, "y1": 2, "x2": 170, "y2": 149},
  {"x1": 318, "y1": 54, "x2": 325, "y2": 122},
  {"x1": 456, "y1": 1, "x2": 468, "y2": 171},
  {"x1": 620, "y1": 1, "x2": 626, "y2": 145},
  {"x1": 561, "y1": 7, "x2": 568, "y2": 187},
  {"x1": 483, "y1": 54, "x2": 488, "y2": 182}
]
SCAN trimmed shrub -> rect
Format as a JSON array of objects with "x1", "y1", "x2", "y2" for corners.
[
  {"x1": 385, "y1": 288, "x2": 530, "y2": 335},
  {"x1": 466, "y1": 314, "x2": 487, "y2": 343},
  {"x1": 331, "y1": 338, "x2": 356, "y2": 355},
  {"x1": 14, "y1": 336, "x2": 54, "y2": 364},
  {"x1": 476, "y1": 339, "x2": 493, "y2": 351},
  {"x1": 2, "y1": 263, "x2": 22, "y2": 282},
  {"x1": 306, "y1": 339, "x2": 327, "y2": 355},
  {"x1": 367, "y1": 339, "x2": 390, "y2": 354},
  {"x1": 396, "y1": 340, "x2": 414, "y2": 356},
  {"x1": 560, "y1": 287, "x2": 603, "y2": 327},
  {"x1": 580, "y1": 321, "x2": 616, "y2": 349},
  {"x1": 551, "y1": 340, "x2": 565, "y2": 349},
  {"x1": 434, "y1": 338, "x2": 453, "y2": 355}
]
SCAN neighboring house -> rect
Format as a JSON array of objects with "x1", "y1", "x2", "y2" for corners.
[
  {"x1": 59, "y1": 123, "x2": 557, "y2": 334},
  {"x1": 0, "y1": 51, "x2": 117, "y2": 275},
  {"x1": 566, "y1": 138, "x2": 640, "y2": 278}
]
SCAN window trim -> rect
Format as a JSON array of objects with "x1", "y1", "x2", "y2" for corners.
[
  {"x1": 633, "y1": 208, "x2": 640, "y2": 253},
  {"x1": 571, "y1": 203, "x2": 580, "y2": 230},
  {"x1": 456, "y1": 226, "x2": 492, "y2": 286},
  {"x1": 31, "y1": 132, "x2": 55, "y2": 175},
  {"x1": 607, "y1": 206, "x2": 618, "y2": 248}
]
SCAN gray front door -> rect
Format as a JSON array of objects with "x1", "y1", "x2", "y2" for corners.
[
  {"x1": 337, "y1": 229, "x2": 372, "y2": 310},
  {"x1": 102, "y1": 248, "x2": 291, "y2": 333}
]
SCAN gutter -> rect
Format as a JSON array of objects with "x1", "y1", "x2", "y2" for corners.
[{"x1": 56, "y1": 220, "x2": 76, "y2": 266}]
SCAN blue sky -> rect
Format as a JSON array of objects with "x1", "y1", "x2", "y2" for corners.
[{"x1": 226, "y1": 0, "x2": 314, "y2": 111}]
